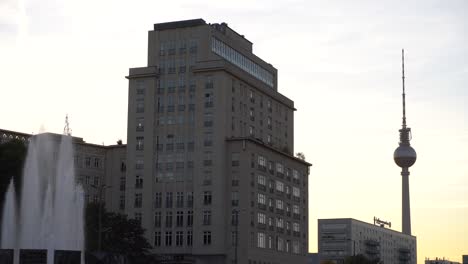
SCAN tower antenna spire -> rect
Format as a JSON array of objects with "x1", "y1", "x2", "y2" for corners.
[
  {"x1": 402, "y1": 49, "x2": 407, "y2": 128},
  {"x1": 394, "y1": 49, "x2": 417, "y2": 236},
  {"x1": 64, "y1": 114, "x2": 72, "y2": 136}
]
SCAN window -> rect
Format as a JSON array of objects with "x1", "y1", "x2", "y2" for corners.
[
  {"x1": 93, "y1": 176, "x2": 99, "y2": 186},
  {"x1": 135, "y1": 175, "x2": 143, "y2": 189},
  {"x1": 187, "y1": 210, "x2": 193, "y2": 226},
  {"x1": 119, "y1": 195, "x2": 125, "y2": 210},
  {"x1": 187, "y1": 230, "x2": 193, "y2": 246},
  {"x1": 257, "y1": 232, "x2": 266, "y2": 248},
  {"x1": 276, "y1": 163, "x2": 284, "y2": 174},
  {"x1": 176, "y1": 192, "x2": 184, "y2": 207},
  {"x1": 276, "y1": 218, "x2": 284, "y2": 228},
  {"x1": 249, "y1": 126, "x2": 254, "y2": 136},
  {"x1": 204, "y1": 92, "x2": 213, "y2": 107},
  {"x1": 203, "y1": 191, "x2": 212, "y2": 205},
  {"x1": 293, "y1": 222, "x2": 300, "y2": 232},
  {"x1": 268, "y1": 236, "x2": 272, "y2": 249},
  {"x1": 165, "y1": 231, "x2": 172, "y2": 246},
  {"x1": 176, "y1": 211, "x2": 184, "y2": 227},
  {"x1": 119, "y1": 177, "x2": 125, "y2": 191},
  {"x1": 231, "y1": 191, "x2": 239, "y2": 206},
  {"x1": 134, "y1": 194, "x2": 142, "y2": 208},
  {"x1": 276, "y1": 199, "x2": 284, "y2": 210},
  {"x1": 203, "y1": 210, "x2": 211, "y2": 225},
  {"x1": 277, "y1": 237, "x2": 284, "y2": 251},
  {"x1": 293, "y1": 170, "x2": 300, "y2": 182},
  {"x1": 257, "y1": 193, "x2": 266, "y2": 205},
  {"x1": 203, "y1": 231, "x2": 211, "y2": 245},
  {"x1": 154, "y1": 232, "x2": 161, "y2": 247},
  {"x1": 136, "y1": 118, "x2": 144, "y2": 131},
  {"x1": 231, "y1": 210, "x2": 239, "y2": 225},
  {"x1": 154, "y1": 192, "x2": 162, "y2": 208},
  {"x1": 166, "y1": 192, "x2": 173, "y2": 208},
  {"x1": 257, "y1": 175, "x2": 266, "y2": 186},
  {"x1": 211, "y1": 38, "x2": 273, "y2": 88},
  {"x1": 94, "y1": 158, "x2": 100, "y2": 168},
  {"x1": 257, "y1": 213, "x2": 266, "y2": 224},
  {"x1": 136, "y1": 102, "x2": 144, "y2": 113},
  {"x1": 154, "y1": 212, "x2": 162, "y2": 227},
  {"x1": 135, "y1": 160, "x2": 144, "y2": 169},
  {"x1": 276, "y1": 181, "x2": 284, "y2": 192},
  {"x1": 136, "y1": 137, "x2": 144, "y2": 150},
  {"x1": 293, "y1": 241, "x2": 300, "y2": 254},
  {"x1": 204, "y1": 113, "x2": 213, "y2": 127},
  {"x1": 293, "y1": 187, "x2": 300, "y2": 197},
  {"x1": 85, "y1": 157, "x2": 91, "y2": 167},
  {"x1": 231, "y1": 152, "x2": 240, "y2": 166},
  {"x1": 258, "y1": 156, "x2": 267, "y2": 168},
  {"x1": 176, "y1": 231, "x2": 183, "y2": 246},
  {"x1": 293, "y1": 205, "x2": 300, "y2": 215},
  {"x1": 187, "y1": 192, "x2": 194, "y2": 207},
  {"x1": 267, "y1": 117, "x2": 272, "y2": 129},
  {"x1": 165, "y1": 212, "x2": 173, "y2": 228}
]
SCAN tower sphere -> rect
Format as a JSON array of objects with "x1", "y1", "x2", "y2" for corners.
[{"x1": 394, "y1": 145, "x2": 417, "y2": 168}]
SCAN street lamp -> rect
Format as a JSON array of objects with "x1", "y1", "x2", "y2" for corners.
[{"x1": 90, "y1": 184, "x2": 111, "y2": 252}]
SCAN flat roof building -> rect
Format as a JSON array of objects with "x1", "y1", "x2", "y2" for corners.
[
  {"x1": 125, "y1": 19, "x2": 311, "y2": 264},
  {"x1": 318, "y1": 218, "x2": 417, "y2": 264},
  {"x1": 425, "y1": 258, "x2": 461, "y2": 264}
]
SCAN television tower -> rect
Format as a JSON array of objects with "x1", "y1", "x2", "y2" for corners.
[{"x1": 394, "y1": 49, "x2": 417, "y2": 235}]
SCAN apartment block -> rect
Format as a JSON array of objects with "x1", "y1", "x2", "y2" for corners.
[
  {"x1": 318, "y1": 218, "x2": 417, "y2": 264},
  {"x1": 125, "y1": 19, "x2": 311, "y2": 264}
]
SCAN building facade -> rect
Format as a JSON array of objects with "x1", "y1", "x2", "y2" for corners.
[
  {"x1": 318, "y1": 218, "x2": 417, "y2": 264},
  {"x1": 125, "y1": 19, "x2": 311, "y2": 264}
]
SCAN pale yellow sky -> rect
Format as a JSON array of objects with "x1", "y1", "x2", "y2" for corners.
[{"x1": 0, "y1": 0, "x2": 467, "y2": 262}]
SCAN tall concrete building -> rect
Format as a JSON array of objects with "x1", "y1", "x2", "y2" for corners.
[
  {"x1": 125, "y1": 19, "x2": 311, "y2": 264},
  {"x1": 318, "y1": 218, "x2": 417, "y2": 264}
]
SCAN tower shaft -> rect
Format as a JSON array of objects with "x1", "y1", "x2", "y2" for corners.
[{"x1": 402, "y1": 167, "x2": 411, "y2": 235}]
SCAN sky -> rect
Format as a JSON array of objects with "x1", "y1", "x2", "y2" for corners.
[{"x1": 1, "y1": 0, "x2": 467, "y2": 262}]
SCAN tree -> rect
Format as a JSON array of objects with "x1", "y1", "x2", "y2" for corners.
[
  {"x1": 296, "y1": 152, "x2": 306, "y2": 160},
  {"x1": 85, "y1": 203, "x2": 152, "y2": 256},
  {"x1": 0, "y1": 139, "x2": 27, "y2": 222}
]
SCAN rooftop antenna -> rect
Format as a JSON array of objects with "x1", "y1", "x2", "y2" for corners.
[
  {"x1": 402, "y1": 49, "x2": 407, "y2": 129},
  {"x1": 64, "y1": 114, "x2": 72, "y2": 136}
]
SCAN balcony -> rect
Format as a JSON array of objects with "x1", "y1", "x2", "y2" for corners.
[
  {"x1": 258, "y1": 185, "x2": 266, "y2": 191},
  {"x1": 276, "y1": 208, "x2": 284, "y2": 215},
  {"x1": 257, "y1": 223, "x2": 266, "y2": 230},
  {"x1": 258, "y1": 204, "x2": 266, "y2": 210}
]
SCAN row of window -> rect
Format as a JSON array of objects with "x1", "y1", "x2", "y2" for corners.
[
  {"x1": 256, "y1": 233, "x2": 301, "y2": 254},
  {"x1": 257, "y1": 212, "x2": 301, "y2": 233},
  {"x1": 154, "y1": 210, "x2": 194, "y2": 227},
  {"x1": 212, "y1": 37, "x2": 274, "y2": 87},
  {"x1": 152, "y1": 191, "x2": 209, "y2": 209},
  {"x1": 159, "y1": 40, "x2": 198, "y2": 56},
  {"x1": 257, "y1": 193, "x2": 301, "y2": 218},
  {"x1": 257, "y1": 156, "x2": 303, "y2": 184},
  {"x1": 74, "y1": 156, "x2": 101, "y2": 169},
  {"x1": 257, "y1": 175, "x2": 300, "y2": 196},
  {"x1": 154, "y1": 230, "x2": 211, "y2": 247}
]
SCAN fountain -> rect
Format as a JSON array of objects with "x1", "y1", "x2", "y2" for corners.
[{"x1": 1, "y1": 133, "x2": 85, "y2": 264}]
